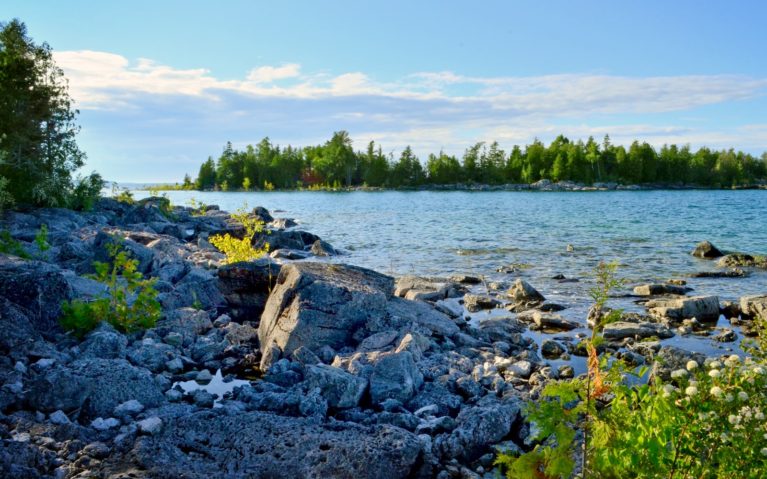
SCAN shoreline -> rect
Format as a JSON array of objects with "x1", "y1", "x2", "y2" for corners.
[{"x1": 0, "y1": 198, "x2": 765, "y2": 477}]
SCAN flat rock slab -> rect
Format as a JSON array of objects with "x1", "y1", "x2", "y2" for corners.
[
  {"x1": 633, "y1": 283, "x2": 691, "y2": 296},
  {"x1": 646, "y1": 295, "x2": 720, "y2": 322},
  {"x1": 102, "y1": 410, "x2": 422, "y2": 479},
  {"x1": 602, "y1": 321, "x2": 674, "y2": 340}
]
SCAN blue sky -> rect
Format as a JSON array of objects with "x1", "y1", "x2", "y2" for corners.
[{"x1": 3, "y1": 0, "x2": 767, "y2": 181}]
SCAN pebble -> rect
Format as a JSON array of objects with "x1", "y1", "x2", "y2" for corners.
[
  {"x1": 49, "y1": 410, "x2": 71, "y2": 425},
  {"x1": 90, "y1": 417, "x2": 120, "y2": 431},
  {"x1": 137, "y1": 417, "x2": 163, "y2": 435}
]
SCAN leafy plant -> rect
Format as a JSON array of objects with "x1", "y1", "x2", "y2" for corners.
[
  {"x1": 34, "y1": 223, "x2": 50, "y2": 257},
  {"x1": 114, "y1": 188, "x2": 135, "y2": 204},
  {"x1": 0, "y1": 230, "x2": 29, "y2": 258},
  {"x1": 60, "y1": 240, "x2": 160, "y2": 337},
  {"x1": 68, "y1": 172, "x2": 104, "y2": 211},
  {"x1": 186, "y1": 197, "x2": 207, "y2": 217},
  {"x1": 209, "y1": 206, "x2": 269, "y2": 264}
]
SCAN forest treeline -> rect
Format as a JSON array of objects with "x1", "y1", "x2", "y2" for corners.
[{"x1": 183, "y1": 132, "x2": 767, "y2": 191}]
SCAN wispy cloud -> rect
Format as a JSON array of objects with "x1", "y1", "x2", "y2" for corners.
[{"x1": 52, "y1": 50, "x2": 767, "y2": 181}]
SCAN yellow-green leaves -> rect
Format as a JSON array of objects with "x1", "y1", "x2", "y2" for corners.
[{"x1": 209, "y1": 207, "x2": 269, "y2": 264}]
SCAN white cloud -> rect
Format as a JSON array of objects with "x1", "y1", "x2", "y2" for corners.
[{"x1": 246, "y1": 63, "x2": 301, "y2": 83}]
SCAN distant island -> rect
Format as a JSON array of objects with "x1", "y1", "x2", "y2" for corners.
[{"x1": 158, "y1": 132, "x2": 767, "y2": 192}]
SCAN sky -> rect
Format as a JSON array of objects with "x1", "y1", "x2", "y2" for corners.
[{"x1": 3, "y1": 0, "x2": 767, "y2": 182}]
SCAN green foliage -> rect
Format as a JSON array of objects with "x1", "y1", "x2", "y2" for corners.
[
  {"x1": 34, "y1": 223, "x2": 49, "y2": 256},
  {"x1": 0, "y1": 19, "x2": 90, "y2": 207},
  {"x1": 186, "y1": 197, "x2": 207, "y2": 216},
  {"x1": 60, "y1": 241, "x2": 160, "y2": 337},
  {"x1": 209, "y1": 207, "x2": 269, "y2": 264},
  {"x1": 114, "y1": 189, "x2": 134, "y2": 204},
  {"x1": 68, "y1": 172, "x2": 104, "y2": 211},
  {"x1": 188, "y1": 133, "x2": 767, "y2": 189},
  {"x1": 498, "y1": 263, "x2": 767, "y2": 478},
  {"x1": 0, "y1": 229, "x2": 29, "y2": 258}
]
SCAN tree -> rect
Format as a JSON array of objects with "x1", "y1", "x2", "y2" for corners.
[
  {"x1": 391, "y1": 146, "x2": 424, "y2": 187},
  {"x1": 0, "y1": 19, "x2": 87, "y2": 206},
  {"x1": 195, "y1": 157, "x2": 217, "y2": 190}
]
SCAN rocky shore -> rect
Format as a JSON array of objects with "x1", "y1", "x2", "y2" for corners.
[{"x1": 0, "y1": 199, "x2": 765, "y2": 478}]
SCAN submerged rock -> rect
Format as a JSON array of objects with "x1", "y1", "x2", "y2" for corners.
[
  {"x1": 507, "y1": 279, "x2": 545, "y2": 303},
  {"x1": 602, "y1": 321, "x2": 674, "y2": 340},
  {"x1": 691, "y1": 240, "x2": 723, "y2": 259}
]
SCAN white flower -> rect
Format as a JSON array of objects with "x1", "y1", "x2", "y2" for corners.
[
  {"x1": 728, "y1": 354, "x2": 740, "y2": 363},
  {"x1": 738, "y1": 391, "x2": 749, "y2": 401},
  {"x1": 662, "y1": 384, "x2": 675, "y2": 397},
  {"x1": 728, "y1": 414, "x2": 741, "y2": 425},
  {"x1": 756, "y1": 411, "x2": 765, "y2": 420},
  {"x1": 708, "y1": 369, "x2": 721, "y2": 378},
  {"x1": 753, "y1": 367, "x2": 765, "y2": 375},
  {"x1": 709, "y1": 360, "x2": 722, "y2": 369},
  {"x1": 671, "y1": 369, "x2": 688, "y2": 379},
  {"x1": 725, "y1": 393, "x2": 734, "y2": 403},
  {"x1": 710, "y1": 386, "x2": 724, "y2": 398},
  {"x1": 685, "y1": 386, "x2": 698, "y2": 397},
  {"x1": 762, "y1": 447, "x2": 767, "y2": 457},
  {"x1": 686, "y1": 360, "x2": 699, "y2": 371}
]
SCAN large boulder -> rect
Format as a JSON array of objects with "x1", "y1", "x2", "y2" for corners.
[
  {"x1": 647, "y1": 295, "x2": 720, "y2": 322},
  {"x1": 717, "y1": 253, "x2": 767, "y2": 269},
  {"x1": 93, "y1": 230, "x2": 155, "y2": 274},
  {"x1": 740, "y1": 295, "x2": 767, "y2": 320},
  {"x1": 258, "y1": 263, "x2": 394, "y2": 368},
  {"x1": 633, "y1": 283, "x2": 691, "y2": 296},
  {"x1": 217, "y1": 259, "x2": 280, "y2": 321},
  {"x1": 27, "y1": 358, "x2": 165, "y2": 420},
  {"x1": 0, "y1": 255, "x2": 72, "y2": 335},
  {"x1": 691, "y1": 241, "x2": 723, "y2": 259},
  {"x1": 0, "y1": 297, "x2": 40, "y2": 357},
  {"x1": 100, "y1": 409, "x2": 422, "y2": 479},
  {"x1": 394, "y1": 276, "x2": 463, "y2": 302},
  {"x1": 159, "y1": 267, "x2": 225, "y2": 311}
]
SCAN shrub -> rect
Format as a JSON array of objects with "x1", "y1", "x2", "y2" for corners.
[
  {"x1": 60, "y1": 240, "x2": 160, "y2": 337},
  {"x1": 209, "y1": 207, "x2": 269, "y2": 264},
  {"x1": 68, "y1": 172, "x2": 104, "y2": 211},
  {"x1": 0, "y1": 230, "x2": 29, "y2": 258}
]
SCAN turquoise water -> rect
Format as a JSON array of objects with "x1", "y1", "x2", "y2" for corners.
[{"x1": 137, "y1": 189, "x2": 767, "y2": 357}]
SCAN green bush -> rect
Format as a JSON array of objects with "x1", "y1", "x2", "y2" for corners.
[
  {"x1": 68, "y1": 172, "x2": 104, "y2": 211},
  {"x1": 496, "y1": 263, "x2": 767, "y2": 478},
  {"x1": 0, "y1": 229, "x2": 29, "y2": 258},
  {"x1": 209, "y1": 207, "x2": 269, "y2": 264},
  {"x1": 60, "y1": 240, "x2": 160, "y2": 337}
]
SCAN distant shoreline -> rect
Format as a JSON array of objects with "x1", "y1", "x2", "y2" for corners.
[{"x1": 135, "y1": 179, "x2": 767, "y2": 193}]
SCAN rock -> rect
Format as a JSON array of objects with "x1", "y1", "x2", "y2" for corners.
[
  {"x1": 80, "y1": 323, "x2": 128, "y2": 359},
  {"x1": 192, "y1": 389, "x2": 215, "y2": 408},
  {"x1": 299, "y1": 388, "x2": 328, "y2": 418},
  {"x1": 647, "y1": 295, "x2": 720, "y2": 322},
  {"x1": 258, "y1": 229, "x2": 320, "y2": 251},
  {"x1": 434, "y1": 300, "x2": 464, "y2": 319},
  {"x1": 449, "y1": 275, "x2": 482, "y2": 285},
  {"x1": 305, "y1": 364, "x2": 368, "y2": 409},
  {"x1": 90, "y1": 417, "x2": 120, "y2": 431},
  {"x1": 558, "y1": 365, "x2": 574, "y2": 379},
  {"x1": 603, "y1": 321, "x2": 674, "y2": 340},
  {"x1": 406, "y1": 382, "x2": 463, "y2": 417},
  {"x1": 114, "y1": 399, "x2": 144, "y2": 417},
  {"x1": 292, "y1": 346, "x2": 322, "y2": 366},
  {"x1": 540, "y1": 339, "x2": 566, "y2": 359},
  {"x1": 690, "y1": 269, "x2": 747, "y2": 278},
  {"x1": 128, "y1": 340, "x2": 177, "y2": 373},
  {"x1": 717, "y1": 253, "x2": 767, "y2": 269},
  {"x1": 93, "y1": 230, "x2": 155, "y2": 274},
  {"x1": 651, "y1": 346, "x2": 706, "y2": 382},
  {"x1": 49, "y1": 410, "x2": 71, "y2": 425},
  {"x1": 358, "y1": 330, "x2": 399, "y2": 352},
  {"x1": 99, "y1": 410, "x2": 422, "y2": 479},
  {"x1": 740, "y1": 295, "x2": 767, "y2": 320},
  {"x1": 633, "y1": 283, "x2": 691, "y2": 296},
  {"x1": 270, "y1": 218, "x2": 298, "y2": 229},
  {"x1": 258, "y1": 262, "x2": 393, "y2": 368},
  {"x1": 222, "y1": 322, "x2": 258, "y2": 346},
  {"x1": 456, "y1": 376, "x2": 483, "y2": 399},
  {"x1": 532, "y1": 311, "x2": 579, "y2": 331},
  {"x1": 439, "y1": 402, "x2": 521, "y2": 461},
  {"x1": 0, "y1": 256, "x2": 72, "y2": 335},
  {"x1": 27, "y1": 358, "x2": 165, "y2": 419},
  {"x1": 252, "y1": 206, "x2": 274, "y2": 223},
  {"x1": 0, "y1": 297, "x2": 40, "y2": 357},
  {"x1": 165, "y1": 358, "x2": 184, "y2": 373},
  {"x1": 394, "y1": 276, "x2": 462, "y2": 302},
  {"x1": 137, "y1": 417, "x2": 163, "y2": 435},
  {"x1": 217, "y1": 259, "x2": 280, "y2": 321},
  {"x1": 196, "y1": 369, "x2": 213, "y2": 382},
  {"x1": 691, "y1": 241, "x2": 723, "y2": 259},
  {"x1": 310, "y1": 239, "x2": 337, "y2": 256},
  {"x1": 369, "y1": 352, "x2": 424, "y2": 404},
  {"x1": 270, "y1": 249, "x2": 311, "y2": 260},
  {"x1": 160, "y1": 267, "x2": 225, "y2": 311},
  {"x1": 463, "y1": 294, "x2": 501, "y2": 313},
  {"x1": 713, "y1": 329, "x2": 737, "y2": 342},
  {"x1": 507, "y1": 279, "x2": 544, "y2": 303},
  {"x1": 155, "y1": 308, "x2": 212, "y2": 346},
  {"x1": 385, "y1": 297, "x2": 460, "y2": 337},
  {"x1": 498, "y1": 360, "x2": 533, "y2": 379},
  {"x1": 477, "y1": 317, "x2": 525, "y2": 344}
]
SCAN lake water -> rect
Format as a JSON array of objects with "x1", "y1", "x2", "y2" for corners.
[{"x1": 135, "y1": 189, "x2": 767, "y2": 359}]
